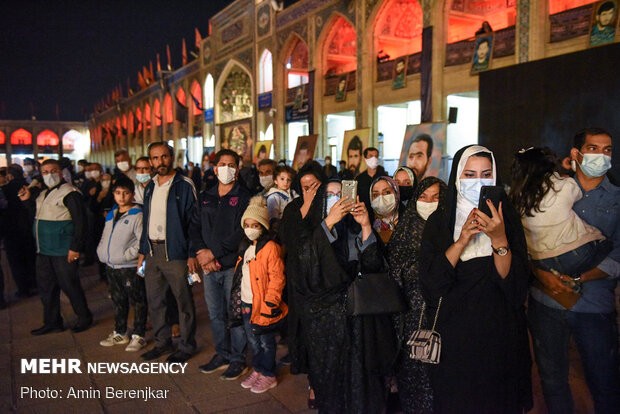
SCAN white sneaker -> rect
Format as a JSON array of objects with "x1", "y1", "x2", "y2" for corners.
[
  {"x1": 100, "y1": 331, "x2": 129, "y2": 347},
  {"x1": 125, "y1": 334, "x2": 147, "y2": 352}
]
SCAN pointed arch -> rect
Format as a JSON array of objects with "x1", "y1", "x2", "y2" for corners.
[
  {"x1": 11, "y1": 128, "x2": 32, "y2": 145},
  {"x1": 280, "y1": 34, "x2": 309, "y2": 88},
  {"x1": 204, "y1": 74, "x2": 214, "y2": 109},
  {"x1": 0, "y1": 130, "x2": 5, "y2": 145},
  {"x1": 321, "y1": 13, "x2": 357, "y2": 76},
  {"x1": 373, "y1": 0, "x2": 423, "y2": 59},
  {"x1": 215, "y1": 58, "x2": 254, "y2": 124},
  {"x1": 164, "y1": 93, "x2": 174, "y2": 123},
  {"x1": 144, "y1": 103, "x2": 152, "y2": 129},
  {"x1": 136, "y1": 107, "x2": 143, "y2": 131},
  {"x1": 259, "y1": 49, "x2": 273, "y2": 93},
  {"x1": 37, "y1": 130, "x2": 59, "y2": 147},
  {"x1": 153, "y1": 98, "x2": 162, "y2": 126}
]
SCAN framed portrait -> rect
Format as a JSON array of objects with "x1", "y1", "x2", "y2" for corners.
[
  {"x1": 399, "y1": 123, "x2": 447, "y2": 179},
  {"x1": 292, "y1": 134, "x2": 318, "y2": 170},
  {"x1": 589, "y1": 0, "x2": 618, "y2": 47},
  {"x1": 392, "y1": 56, "x2": 408, "y2": 90},
  {"x1": 220, "y1": 120, "x2": 253, "y2": 162},
  {"x1": 253, "y1": 140, "x2": 273, "y2": 166},
  {"x1": 335, "y1": 73, "x2": 349, "y2": 102},
  {"x1": 293, "y1": 85, "x2": 305, "y2": 110},
  {"x1": 342, "y1": 128, "x2": 370, "y2": 176},
  {"x1": 470, "y1": 34, "x2": 494, "y2": 75}
]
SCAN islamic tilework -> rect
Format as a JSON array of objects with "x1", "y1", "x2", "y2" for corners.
[
  {"x1": 366, "y1": 0, "x2": 381, "y2": 21},
  {"x1": 236, "y1": 48, "x2": 254, "y2": 70},
  {"x1": 222, "y1": 19, "x2": 245, "y2": 44},
  {"x1": 422, "y1": 0, "x2": 432, "y2": 27},
  {"x1": 214, "y1": 61, "x2": 228, "y2": 82},
  {"x1": 518, "y1": 0, "x2": 530, "y2": 63},
  {"x1": 315, "y1": 1, "x2": 357, "y2": 41},
  {"x1": 277, "y1": 20, "x2": 309, "y2": 49},
  {"x1": 549, "y1": 5, "x2": 592, "y2": 43},
  {"x1": 277, "y1": 0, "x2": 334, "y2": 27}
]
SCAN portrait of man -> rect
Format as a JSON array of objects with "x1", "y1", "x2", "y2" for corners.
[
  {"x1": 589, "y1": 0, "x2": 618, "y2": 47},
  {"x1": 392, "y1": 57, "x2": 407, "y2": 90},
  {"x1": 471, "y1": 34, "x2": 494, "y2": 74},
  {"x1": 292, "y1": 134, "x2": 318, "y2": 170},
  {"x1": 294, "y1": 85, "x2": 305, "y2": 110},
  {"x1": 335, "y1": 73, "x2": 348, "y2": 102},
  {"x1": 399, "y1": 123, "x2": 446, "y2": 178},
  {"x1": 342, "y1": 128, "x2": 370, "y2": 177},
  {"x1": 406, "y1": 134, "x2": 433, "y2": 179}
]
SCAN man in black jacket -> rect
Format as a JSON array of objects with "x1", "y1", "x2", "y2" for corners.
[{"x1": 191, "y1": 149, "x2": 250, "y2": 380}]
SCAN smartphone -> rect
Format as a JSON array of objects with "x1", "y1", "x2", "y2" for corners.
[
  {"x1": 341, "y1": 180, "x2": 358, "y2": 204},
  {"x1": 477, "y1": 185, "x2": 504, "y2": 217}
]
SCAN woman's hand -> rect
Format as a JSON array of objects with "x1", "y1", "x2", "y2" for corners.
[
  {"x1": 324, "y1": 196, "x2": 354, "y2": 230},
  {"x1": 300, "y1": 181, "x2": 320, "y2": 218},
  {"x1": 456, "y1": 209, "x2": 481, "y2": 248},
  {"x1": 350, "y1": 197, "x2": 370, "y2": 228},
  {"x1": 474, "y1": 201, "x2": 507, "y2": 247}
]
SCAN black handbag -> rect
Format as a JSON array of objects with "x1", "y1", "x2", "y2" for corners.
[{"x1": 346, "y1": 272, "x2": 408, "y2": 316}]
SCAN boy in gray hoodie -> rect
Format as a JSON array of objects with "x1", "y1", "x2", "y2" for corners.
[{"x1": 96, "y1": 176, "x2": 147, "y2": 352}]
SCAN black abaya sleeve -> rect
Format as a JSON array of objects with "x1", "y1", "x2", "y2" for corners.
[{"x1": 419, "y1": 212, "x2": 456, "y2": 305}]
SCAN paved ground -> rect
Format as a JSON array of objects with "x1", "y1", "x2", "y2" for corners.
[{"x1": 0, "y1": 252, "x2": 614, "y2": 413}]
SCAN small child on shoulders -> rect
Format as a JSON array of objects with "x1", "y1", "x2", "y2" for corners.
[{"x1": 264, "y1": 165, "x2": 298, "y2": 228}]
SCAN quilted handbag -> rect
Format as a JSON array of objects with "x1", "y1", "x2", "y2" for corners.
[{"x1": 407, "y1": 297, "x2": 442, "y2": 364}]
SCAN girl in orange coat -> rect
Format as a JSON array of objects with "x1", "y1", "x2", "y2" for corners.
[{"x1": 229, "y1": 196, "x2": 288, "y2": 394}]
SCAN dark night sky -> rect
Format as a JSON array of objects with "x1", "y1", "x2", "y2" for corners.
[{"x1": 0, "y1": 0, "x2": 229, "y2": 121}]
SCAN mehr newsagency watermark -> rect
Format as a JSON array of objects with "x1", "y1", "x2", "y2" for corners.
[{"x1": 19, "y1": 358, "x2": 185, "y2": 402}]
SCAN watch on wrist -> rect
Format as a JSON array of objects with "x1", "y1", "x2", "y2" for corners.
[{"x1": 492, "y1": 245, "x2": 510, "y2": 256}]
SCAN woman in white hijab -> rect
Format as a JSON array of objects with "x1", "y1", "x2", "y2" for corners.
[{"x1": 419, "y1": 145, "x2": 532, "y2": 414}]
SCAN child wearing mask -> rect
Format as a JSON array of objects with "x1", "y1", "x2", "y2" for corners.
[
  {"x1": 230, "y1": 196, "x2": 287, "y2": 393},
  {"x1": 97, "y1": 176, "x2": 147, "y2": 351},
  {"x1": 264, "y1": 165, "x2": 298, "y2": 227}
]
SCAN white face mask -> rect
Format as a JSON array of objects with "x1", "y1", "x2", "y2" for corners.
[
  {"x1": 117, "y1": 161, "x2": 130, "y2": 172},
  {"x1": 459, "y1": 178, "x2": 494, "y2": 206},
  {"x1": 326, "y1": 194, "x2": 340, "y2": 214},
  {"x1": 91, "y1": 170, "x2": 101, "y2": 179},
  {"x1": 101, "y1": 180, "x2": 111, "y2": 189},
  {"x1": 136, "y1": 173, "x2": 151, "y2": 184},
  {"x1": 216, "y1": 165, "x2": 236, "y2": 185},
  {"x1": 371, "y1": 193, "x2": 397, "y2": 216},
  {"x1": 244, "y1": 227, "x2": 262, "y2": 241},
  {"x1": 84, "y1": 171, "x2": 93, "y2": 179},
  {"x1": 43, "y1": 173, "x2": 61, "y2": 188},
  {"x1": 366, "y1": 156, "x2": 380, "y2": 170},
  {"x1": 23, "y1": 165, "x2": 33, "y2": 173},
  {"x1": 416, "y1": 200, "x2": 439, "y2": 221},
  {"x1": 259, "y1": 175, "x2": 274, "y2": 189}
]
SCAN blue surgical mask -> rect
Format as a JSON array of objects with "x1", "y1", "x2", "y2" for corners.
[
  {"x1": 578, "y1": 152, "x2": 612, "y2": 178},
  {"x1": 459, "y1": 178, "x2": 494, "y2": 205},
  {"x1": 136, "y1": 173, "x2": 151, "y2": 184},
  {"x1": 326, "y1": 194, "x2": 340, "y2": 214}
]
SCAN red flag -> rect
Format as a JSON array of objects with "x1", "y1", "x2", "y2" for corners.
[
  {"x1": 156, "y1": 53, "x2": 162, "y2": 73},
  {"x1": 166, "y1": 44, "x2": 172, "y2": 70},
  {"x1": 182, "y1": 38, "x2": 187, "y2": 66},
  {"x1": 142, "y1": 66, "x2": 150, "y2": 85},
  {"x1": 138, "y1": 71, "x2": 146, "y2": 89},
  {"x1": 195, "y1": 28, "x2": 202, "y2": 49}
]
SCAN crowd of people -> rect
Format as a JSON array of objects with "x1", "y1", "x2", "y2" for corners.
[{"x1": 0, "y1": 126, "x2": 618, "y2": 413}]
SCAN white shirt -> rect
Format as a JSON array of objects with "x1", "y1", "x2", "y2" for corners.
[
  {"x1": 148, "y1": 176, "x2": 172, "y2": 240},
  {"x1": 241, "y1": 245, "x2": 256, "y2": 304},
  {"x1": 134, "y1": 182, "x2": 146, "y2": 205},
  {"x1": 521, "y1": 173, "x2": 604, "y2": 260}
]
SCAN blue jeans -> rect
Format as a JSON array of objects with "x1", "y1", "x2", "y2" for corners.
[
  {"x1": 242, "y1": 303, "x2": 277, "y2": 377},
  {"x1": 533, "y1": 239, "x2": 609, "y2": 278},
  {"x1": 528, "y1": 297, "x2": 620, "y2": 414},
  {"x1": 203, "y1": 268, "x2": 247, "y2": 363}
]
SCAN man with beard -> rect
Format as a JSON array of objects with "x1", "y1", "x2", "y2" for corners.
[{"x1": 406, "y1": 134, "x2": 434, "y2": 179}]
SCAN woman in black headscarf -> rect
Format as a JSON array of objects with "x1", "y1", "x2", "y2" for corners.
[
  {"x1": 388, "y1": 176, "x2": 447, "y2": 414},
  {"x1": 279, "y1": 161, "x2": 397, "y2": 413},
  {"x1": 420, "y1": 145, "x2": 532, "y2": 414}
]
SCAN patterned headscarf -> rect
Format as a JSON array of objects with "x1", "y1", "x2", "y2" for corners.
[{"x1": 370, "y1": 176, "x2": 401, "y2": 232}]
